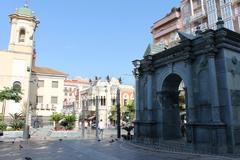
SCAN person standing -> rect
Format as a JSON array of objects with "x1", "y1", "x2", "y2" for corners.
[{"x1": 98, "y1": 119, "x2": 104, "y2": 141}]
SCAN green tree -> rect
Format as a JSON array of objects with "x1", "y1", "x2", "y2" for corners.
[
  {"x1": 50, "y1": 112, "x2": 63, "y2": 130},
  {"x1": 64, "y1": 114, "x2": 76, "y2": 130},
  {"x1": 108, "y1": 105, "x2": 117, "y2": 125},
  {"x1": 122, "y1": 101, "x2": 135, "y2": 123},
  {"x1": 9, "y1": 113, "x2": 25, "y2": 130},
  {"x1": 0, "y1": 87, "x2": 23, "y2": 121},
  {"x1": 109, "y1": 101, "x2": 135, "y2": 126}
]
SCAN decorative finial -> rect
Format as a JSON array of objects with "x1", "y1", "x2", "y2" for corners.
[
  {"x1": 118, "y1": 77, "x2": 122, "y2": 84},
  {"x1": 216, "y1": 17, "x2": 224, "y2": 29},
  {"x1": 195, "y1": 26, "x2": 202, "y2": 36},
  {"x1": 24, "y1": 0, "x2": 29, "y2": 7}
]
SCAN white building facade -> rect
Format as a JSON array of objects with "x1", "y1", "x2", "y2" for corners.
[
  {"x1": 30, "y1": 67, "x2": 67, "y2": 118},
  {"x1": 80, "y1": 77, "x2": 134, "y2": 128},
  {"x1": 63, "y1": 78, "x2": 89, "y2": 114}
]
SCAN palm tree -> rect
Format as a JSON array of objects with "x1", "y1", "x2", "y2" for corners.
[{"x1": 50, "y1": 112, "x2": 63, "y2": 130}]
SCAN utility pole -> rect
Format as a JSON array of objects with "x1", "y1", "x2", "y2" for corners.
[
  {"x1": 116, "y1": 88, "x2": 121, "y2": 139},
  {"x1": 81, "y1": 103, "x2": 85, "y2": 138},
  {"x1": 96, "y1": 96, "x2": 99, "y2": 140},
  {"x1": 23, "y1": 68, "x2": 33, "y2": 140}
]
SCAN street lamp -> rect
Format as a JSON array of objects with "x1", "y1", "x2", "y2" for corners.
[
  {"x1": 116, "y1": 77, "x2": 122, "y2": 139},
  {"x1": 104, "y1": 85, "x2": 108, "y2": 129},
  {"x1": 95, "y1": 87, "x2": 100, "y2": 140}
]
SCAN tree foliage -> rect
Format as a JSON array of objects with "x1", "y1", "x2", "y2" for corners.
[
  {"x1": 0, "y1": 87, "x2": 23, "y2": 103},
  {"x1": 50, "y1": 112, "x2": 63, "y2": 123},
  {"x1": 122, "y1": 101, "x2": 135, "y2": 123},
  {"x1": 109, "y1": 101, "x2": 135, "y2": 125},
  {"x1": 108, "y1": 105, "x2": 117, "y2": 123},
  {"x1": 9, "y1": 113, "x2": 25, "y2": 130}
]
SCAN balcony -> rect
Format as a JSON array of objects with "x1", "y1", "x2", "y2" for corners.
[
  {"x1": 51, "y1": 104, "x2": 56, "y2": 111},
  {"x1": 233, "y1": 0, "x2": 240, "y2": 4},
  {"x1": 190, "y1": 11, "x2": 206, "y2": 22},
  {"x1": 153, "y1": 24, "x2": 181, "y2": 39},
  {"x1": 152, "y1": 11, "x2": 181, "y2": 29},
  {"x1": 36, "y1": 103, "x2": 43, "y2": 110}
]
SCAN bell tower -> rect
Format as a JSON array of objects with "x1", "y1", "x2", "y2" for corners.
[{"x1": 8, "y1": 3, "x2": 39, "y2": 54}]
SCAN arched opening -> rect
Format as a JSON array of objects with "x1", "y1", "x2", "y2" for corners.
[
  {"x1": 13, "y1": 81, "x2": 21, "y2": 91},
  {"x1": 161, "y1": 73, "x2": 186, "y2": 140},
  {"x1": 19, "y1": 29, "x2": 26, "y2": 42}
]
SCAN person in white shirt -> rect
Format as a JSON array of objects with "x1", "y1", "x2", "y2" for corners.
[{"x1": 98, "y1": 119, "x2": 104, "y2": 140}]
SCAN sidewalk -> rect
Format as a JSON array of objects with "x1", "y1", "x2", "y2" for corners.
[{"x1": 123, "y1": 140, "x2": 240, "y2": 159}]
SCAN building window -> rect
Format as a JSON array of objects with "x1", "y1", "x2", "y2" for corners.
[
  {"x1": 103, "y1": 96, "x2": 106, "y2": 106},
  {"x1": 52, "y1": 81, "x2": 58, "y2": 88},
  {"x1": 196, "y1": 0, "x2": 201, "y2": 6},
  {"x1": 36, "y1": 96, "x2": 43, "y2": 104},
  {"x1": 100, "y1": 96, "x2": 103, "y2": 106},
  {"x1": 38, "y1": 80, "x2": 44, "y2": 87},
  {"x1": 220, "y1": 0, "x2": 234, "y2": 31},
  {"x1": 19, "y1": 28, "x2": 25, "y2": 42},
  {"x1": 112, "y1": 98, "x2": 116, "y2": 105},
  {"x1": 124, "y1": 99, "x2": 127, "y2": 106},
  {"x1": 82, "y1": 100, "x2": 85, "y2": 107},
  {"x1": 93, "y1": 97, "x2": 96, "y2": 106},
  {"x1": 207, "y1": 0, "x2": 218, "y2": 29},
  {"x1": 51, "y1": 96, "x2": 58, "y2": 104},
  {"x1": 13, "y1": 81, "x2": 21, "y2": 91}
]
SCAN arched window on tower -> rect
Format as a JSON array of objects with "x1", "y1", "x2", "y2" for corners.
[{"x1": 19, "y1": 29, "x2": 26, "y2": 42}]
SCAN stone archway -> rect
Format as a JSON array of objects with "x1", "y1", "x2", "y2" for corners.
[
  {"x1": 133, "y1": 26, "x2": 240, "y2": 153},
  {"x1": 160, "y1": 73, "x2": 186, "y2": 140}
]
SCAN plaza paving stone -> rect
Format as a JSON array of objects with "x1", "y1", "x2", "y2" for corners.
[
  {"x1": 0, "y1": 139, "x2": 238, "y2": 160},
  {"x1": 0, "y1": 127, "x2": 238, "y2": 160}
]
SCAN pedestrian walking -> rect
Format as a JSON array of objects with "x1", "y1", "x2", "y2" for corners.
[{"x1": 98, "y1": 119, "x2": 104, "y2": 141}]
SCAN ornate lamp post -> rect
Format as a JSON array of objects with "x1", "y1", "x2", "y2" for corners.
[
  {"x1": 132, "y1": 59, "x2": 141, "y2": 137},
  {"x1": 116, "y1": 77, "x2": 122, "y2": 139}
]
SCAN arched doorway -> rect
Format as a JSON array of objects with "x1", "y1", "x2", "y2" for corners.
[{"x1": 161, "y1": 73, "x2": 186, "y2": 140}]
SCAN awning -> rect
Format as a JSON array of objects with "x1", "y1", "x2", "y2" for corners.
[{"x1": 87, "y1": 115, "x2": 96, "y2": 120}]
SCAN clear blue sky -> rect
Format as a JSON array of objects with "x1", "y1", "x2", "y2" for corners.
[{"x1": 0, "y1": 0, "x2": 180, "y2": 85}]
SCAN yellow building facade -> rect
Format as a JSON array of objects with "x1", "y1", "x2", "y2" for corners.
[{"x1": 0, "y1": 4, "x2": 67, "y2": 121}]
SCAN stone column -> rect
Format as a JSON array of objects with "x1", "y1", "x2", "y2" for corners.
[
  {"x1": 208, "y1": 53, "x2": 221, "y2": 122},
  {"x1": 185, "y1": 60, "x2": 196, "y2": 123},
  {"x1": 190, "y1": 0, "x2": 194, "y2": 16},
  {"x1": 132, "y1": 59, "x2": 141, "y2": 139},
  {"x1": 135, "y1": 76, "x2": 140, "y2": 121},
  {"x1": 147, "y1": 73, "x2": 153, "y2": 121},
  {"x1": 201, "y1": 0, "x2": 205, "y2": 14}
]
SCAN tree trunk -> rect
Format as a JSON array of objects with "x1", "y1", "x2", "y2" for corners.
[
  {"x1": 53, "y1": 121, "x2": 56, "y2": 130},
  {"x1": 1, "y1": 100, "x2": 6, "y2": 122}
]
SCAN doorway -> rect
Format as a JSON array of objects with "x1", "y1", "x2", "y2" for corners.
[{"x1": 161, "y1": 73, "x2": 186, "y2": 140}]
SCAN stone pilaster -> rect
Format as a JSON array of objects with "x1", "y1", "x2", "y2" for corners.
[
  {"x1": 184, "y1": 47, "x2": 196, "y2": 123},
  {"x1": 146, "y1": 55, "x2": 154, "y2": 121},
  {"x1": 208, "y1": 52, "x2": 221, "y2": 122}
]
